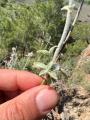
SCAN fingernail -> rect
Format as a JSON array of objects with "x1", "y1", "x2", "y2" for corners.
[{"x1": 36, "y1": 88, "x2": 59, "y2": 114}]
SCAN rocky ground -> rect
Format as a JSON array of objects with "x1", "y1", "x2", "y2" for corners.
[
  {"x1": 59, "y1": 87, "x2": 90, "y2": 120},
  {"x1": 43, "y1": 86, "x2": 90, "y2": 120}
]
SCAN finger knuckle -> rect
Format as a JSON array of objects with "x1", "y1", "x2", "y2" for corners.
[{"x1": 4, "y1": 101, "x2": 26, "y2": 120}]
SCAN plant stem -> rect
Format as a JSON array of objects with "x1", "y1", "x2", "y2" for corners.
[
  {"x1": 52, "y1": 0, "x2": 73, "y2": 63},
  {"x1": 63, "y1": 0, "x2": 85, "y2": 45}
]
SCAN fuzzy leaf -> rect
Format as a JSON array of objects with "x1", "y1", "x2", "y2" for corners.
[
  {"x1": 48, "y1": 71, "x2": 58, "y2": 80},
  {"x1": 47, "y1": 61, "x2": 53, "y2": 70},
  {"x1": 33, "y1": 62, "x2": 46, "y2": 69},
  {"x1": 49, "y1": 46, "x2": 57, "y2": 54},
  {"x1": 37, "y1": 50, "x2": 49, "y2": 55},
  {"x1": 39, "y1": 69, "x2": 48, "y2": 76}
]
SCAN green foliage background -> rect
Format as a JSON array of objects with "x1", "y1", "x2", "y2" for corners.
[{"x1": 0, "y1": 0, "x2": 64, "y2": 60}]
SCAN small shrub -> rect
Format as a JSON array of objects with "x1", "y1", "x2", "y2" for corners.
[{"x1": 66, "y1": 39, "x2": 87, "y2": 57}]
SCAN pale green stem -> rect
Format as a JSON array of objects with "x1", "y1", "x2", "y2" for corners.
[{"x1": 52, "y1": 0, "x2": 74, "y2": 63}]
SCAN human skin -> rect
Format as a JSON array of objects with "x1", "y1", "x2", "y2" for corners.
[{"x1": 0, "y1": 69, "x2": 59, "y2": 120}]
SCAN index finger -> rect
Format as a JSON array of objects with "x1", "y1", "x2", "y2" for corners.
[{"x1": 0, "y1": 69, "x2": 43, "y2": 91}]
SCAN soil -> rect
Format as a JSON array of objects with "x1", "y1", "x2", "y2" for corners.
[
  {"x1": 59, "y1": 86, "x2": 90, "y2": 120},
  {"x1": 41, "y1": 85, "x2": 90, "y2": 120}
]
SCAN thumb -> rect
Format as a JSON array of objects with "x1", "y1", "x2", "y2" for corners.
[{"x1": 0, "y1": 85, "x2": 59, "y2": 120}]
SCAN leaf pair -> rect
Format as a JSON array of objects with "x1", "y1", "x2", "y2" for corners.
[
  {"x1": 37, "y1": 46, "x2": 57, "y2": 56},
  {"x1": 33, "y1": 61, "x2": 58, "y2": 80}
]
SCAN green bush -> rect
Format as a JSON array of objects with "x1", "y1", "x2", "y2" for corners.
[
  {"x1": 66, "y1": 40, "x2": 87, "y2": 57},
  {"x1": 62, "y1": 23, "x2": 90, "y2": 58},
  {"x1": 0, "y1": 2, "x2": 31, "y2": 58},
  {"x1": 0, "y1": 0, "x2": 64, "y2": 60}
]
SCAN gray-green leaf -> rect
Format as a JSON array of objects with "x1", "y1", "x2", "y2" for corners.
[
  {"x1": 37, "y1": 50, "x2": 49, "y2": 55},
  {"x1": 48, "y1": 71, "x2": 58, "y2": 80},
  {"x1": 33, "y1": 62, "x2": 46, "y2": 69},
  {"x1": 39, "y1": 69, "x2": 48, "y2": 76},
  {"x1": 49, "y1": 46, "x2": 57, "y2": 54},
  {"x1": 47, "y1": 61, "x2": 53, "y2": 70}
]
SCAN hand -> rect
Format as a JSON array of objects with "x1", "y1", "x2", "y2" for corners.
[{"x1": 0, "y1": 69, "x2": 58, "y2": 120}]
